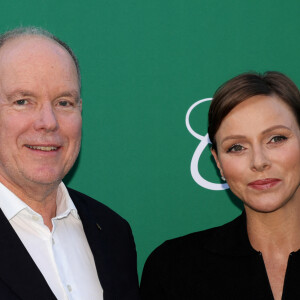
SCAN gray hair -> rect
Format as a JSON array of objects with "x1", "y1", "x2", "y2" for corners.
[{"x1": 0, "y1": 26, "x2": 81, "y2": 90}]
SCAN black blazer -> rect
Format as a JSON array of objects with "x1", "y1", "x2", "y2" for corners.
[
  {"x1": 0, "y1": 188, "x2": 140, "y2": 300},
  {"x1": 140, "y1": 213, "x2": 300, "y2": 300}
]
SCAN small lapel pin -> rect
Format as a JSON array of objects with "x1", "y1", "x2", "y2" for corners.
[{"x1": 96, "y1": 223, "x2": 102, "y2": 230}]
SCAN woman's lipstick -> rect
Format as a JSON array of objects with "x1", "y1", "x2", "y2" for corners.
[{"x1": 248, "y1": 178, "x2": 281, "y2": 190}]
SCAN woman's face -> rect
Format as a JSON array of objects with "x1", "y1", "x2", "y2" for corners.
[{"x1": 212, "y1": 95, "x2": 300, "y2": 213}]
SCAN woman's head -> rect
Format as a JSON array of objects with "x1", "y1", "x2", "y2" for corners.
[
  {"x1": 209, "y1": 72, "x2": 300, "y2": 213},
  {"x1": 208, "y1": 72, "x2": 300, "y2": 151}
]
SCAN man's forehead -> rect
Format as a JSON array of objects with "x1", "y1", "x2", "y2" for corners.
[
  {"x1": 0, "y1": 35, "x2": 73, "y2": 66},
  {"x1": 0, "y1": 35, "x2": 81, "y2": 98}
]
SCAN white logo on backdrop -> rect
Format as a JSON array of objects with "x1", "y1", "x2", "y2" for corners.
[{"x1": 185, "y1": 98, "x2": 229, "y2": 191}]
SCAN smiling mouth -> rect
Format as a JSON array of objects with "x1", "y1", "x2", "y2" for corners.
[{"x1": 25, "y1": 145, "x2": 59, "y2": 151}]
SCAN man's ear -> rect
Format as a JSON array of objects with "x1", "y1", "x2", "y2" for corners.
[{"x1": 211, "y1": 148, "x2": 224, "y2": 178}]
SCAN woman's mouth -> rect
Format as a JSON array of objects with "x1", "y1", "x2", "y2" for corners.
[{"x1": 248, "y1": 178, "x2": 282, "y2": 190}]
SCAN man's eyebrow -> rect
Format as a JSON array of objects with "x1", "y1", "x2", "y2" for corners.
[
  {"x1": 57, "y1": 90, "x2": 80, "y2": 102},
  {"x1": 7, "y1": 90, "x2": 35, "y2": 99},
  {"x1": 7, "y1": 90, "x2": 81, "y2": 102}
]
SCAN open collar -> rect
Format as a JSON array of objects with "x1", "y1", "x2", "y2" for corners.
[{"x1": 0, "y1": 181, "x2": 79, "y2": 221}]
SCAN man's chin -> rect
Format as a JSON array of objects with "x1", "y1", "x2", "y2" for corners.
[{"x1": 21, "y1": 170, "x2": 64, "y2": 187}]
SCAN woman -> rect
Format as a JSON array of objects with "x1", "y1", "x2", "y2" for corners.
[{"x1": 140, "y1": 71, "x2": 300, "y2": 300}]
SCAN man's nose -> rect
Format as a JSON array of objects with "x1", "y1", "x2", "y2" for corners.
[
  {"x1": 33, "y1": 102, "x2": 59, "y2": 132},
  {"x1": 250, "y1": 145, "x2": 271, "y2": 172}
]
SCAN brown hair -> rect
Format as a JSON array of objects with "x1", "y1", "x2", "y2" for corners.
[{"x1": 208, "y1": 71, "x2": 300, "y2": 151}]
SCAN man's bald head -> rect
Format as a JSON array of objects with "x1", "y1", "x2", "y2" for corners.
[{"x1": 0, "y1": 27, "x2": 81, "y2": 90}]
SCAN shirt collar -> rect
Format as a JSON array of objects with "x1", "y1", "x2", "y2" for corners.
[
  {"x1": 56, "y1": 183, "x2": 79, "y2": 219},
  {"x1": 0, "y1": 181, "x2": 79, "y2": 221}
]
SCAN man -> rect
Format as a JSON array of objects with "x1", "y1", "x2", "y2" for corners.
[{"x1": 0, "y1": 27, "x2": 139, "y2": 300}]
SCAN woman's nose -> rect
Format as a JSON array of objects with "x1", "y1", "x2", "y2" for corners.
[{"x1": 250, "y1": 145, "x2": 271, "y2": 172}]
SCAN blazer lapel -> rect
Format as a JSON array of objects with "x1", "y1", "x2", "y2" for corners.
[
  {"x1": 0, "y1": 209, "x2": 56, "y2": 300},
  {"x1": 71, "y1": 192, "x2": 115, "y2": 298}
]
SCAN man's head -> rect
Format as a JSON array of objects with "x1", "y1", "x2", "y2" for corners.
[{"x1": 0, "y1": 27, "x2": 82, "y2": 196}]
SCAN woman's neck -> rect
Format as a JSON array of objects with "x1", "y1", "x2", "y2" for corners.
[{"x1": 246, "y1": 199, "x2": 300, "y2": 255}]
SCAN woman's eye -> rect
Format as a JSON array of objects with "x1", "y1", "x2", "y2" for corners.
[
  {"x1": 227, "y1": 144, "x2": 244, "y2": 153},
  {"x1": 15, "y1": 99, "x2": 28, "y2": 105},
  {"x1": 269, "y1": 135, "x2": 287, "y2": 143}
]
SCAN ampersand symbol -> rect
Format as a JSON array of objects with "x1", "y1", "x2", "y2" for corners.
[{"x1": 185, "y1": 98, "x2": 229, "y2": 191}]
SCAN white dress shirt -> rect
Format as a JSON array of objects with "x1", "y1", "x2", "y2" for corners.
[{"x1": 0, "y1": 182, "x2": 103, "y2": 300}]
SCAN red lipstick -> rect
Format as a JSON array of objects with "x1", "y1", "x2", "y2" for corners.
[{"x1": 248, "y1": 178, "x2": 281, "y2": 190}]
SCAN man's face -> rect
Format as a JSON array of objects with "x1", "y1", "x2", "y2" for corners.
[{"x1": 0, "y1": 36, "x2": 82, "y2": 193}]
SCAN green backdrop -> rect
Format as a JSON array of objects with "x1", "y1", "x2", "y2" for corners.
[{"x1": 1, "y1": 0, "x2": 300, "y2": 278}]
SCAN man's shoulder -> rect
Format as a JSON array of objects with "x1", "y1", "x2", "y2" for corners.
[{"x1": 67, "y1": 187, "x2": 129, "y2": 228}]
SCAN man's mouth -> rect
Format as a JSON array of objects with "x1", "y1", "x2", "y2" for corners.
[{"x1": 25, "y1": 145, "x2": 59, "y2": 151}]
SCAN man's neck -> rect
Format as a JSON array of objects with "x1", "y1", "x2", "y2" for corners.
[{"x1": 0, "y1": 175, "x2": 59, "y2": 230}]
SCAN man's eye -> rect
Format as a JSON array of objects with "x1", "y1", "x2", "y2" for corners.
[
  {"x1": 16, "y1": 99, "x2": 28, "y2": 105},
  {"x1": 269, "y1": 135, "x2": 287, "y2": 143},
  {"x1": 58, "y1": 100, "x2": 74, "y2": 107},
  {"x1": 58, "y1": 100, "x2": 71, "y2": 107},
  {"x1": 227, "y1": 144, "x2": 244, "y2": 153},
  {"x1": 58, "y1": 100, "x2": 76, "y2": 107}
]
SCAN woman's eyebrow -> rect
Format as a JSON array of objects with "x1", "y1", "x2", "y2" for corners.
[
  {"x1": 262, "y1": 125, "x2": 291, "y2": 134},
  {"x1": 221, "y1": 135, "x2": 246, "y2": 145}
]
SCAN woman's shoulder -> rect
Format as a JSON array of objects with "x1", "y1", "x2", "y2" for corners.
[
  {"x1": 140, "y1": 213, "x2": 251, "y2": 299},
  {"x1": 146, "y1": 212, "x2": 246, "y2": 263}
]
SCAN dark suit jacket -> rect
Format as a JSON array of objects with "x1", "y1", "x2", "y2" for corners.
[
  {"x1": 0, "y1": 188, "x2": 140, "y2": 300},
  {"x1": 140, "y1": 212, "x2": 300, "y2": 300}
]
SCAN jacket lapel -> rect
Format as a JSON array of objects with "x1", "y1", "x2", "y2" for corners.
[
  {"x1": 0, "y1": 209, "x2": 56, "y2": 299},
  {"x1": 70, "y1": 191, "x2": 115, "y2": 298}
]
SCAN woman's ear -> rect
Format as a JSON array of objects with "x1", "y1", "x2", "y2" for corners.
[{"x1": 211, "y1": 148, "x2": 224, "y2": 178}]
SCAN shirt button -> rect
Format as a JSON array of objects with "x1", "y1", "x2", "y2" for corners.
[
  {"x1": 32, "y1": 215, "x2": 39, "y2": 221},
  {"x1": 67, "y1": 285, "x2": 72, "y2": 292},
  {"x1": 52, "y1": 238, "x2": 55, "y2": 245}
]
